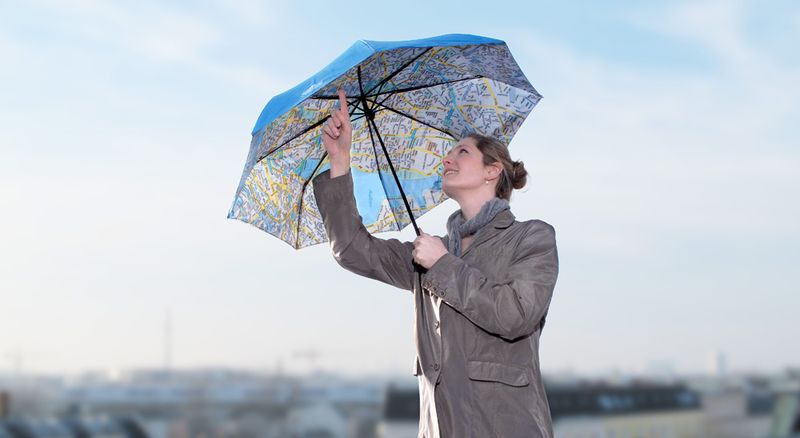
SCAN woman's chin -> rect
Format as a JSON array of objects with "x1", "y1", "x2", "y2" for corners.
[
  {"x1": 442, "y1": 183, "x2": 461, "y2": 199},
  {"x1": 442, "y1": 183, "x2": 452, "y2": 198}
]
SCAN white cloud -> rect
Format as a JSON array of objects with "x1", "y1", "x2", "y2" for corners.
[
  {"x1": 504, "y1": 3, "x2": 799, "y2": 252},
  {"x1": 213, "y1": 0, "x2": 284, "y2": 27},
  {"x1": 18, "y1": 0, "x2": 286, "y2": 93},
  {"x1": 630, "y1": 1, "x2": 799, "y2": 127},
  {"x1": 664, "y1": 1, "x2": 757, "y2": 65},
  {"x1": 25, "y1": 0, "x2": 221, "y2": 62},
  {"x1": 131, "y1": 15, "x2": 221, "y2": 64}
]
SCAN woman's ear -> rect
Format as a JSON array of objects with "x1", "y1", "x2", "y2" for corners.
[{"x1": 486, "y1": 162, "x2": 503, "y2": 181}]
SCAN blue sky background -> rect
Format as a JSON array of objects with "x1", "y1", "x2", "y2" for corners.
[{"x1": 1, "y1": 0, "x2": 798, "y2": 377}]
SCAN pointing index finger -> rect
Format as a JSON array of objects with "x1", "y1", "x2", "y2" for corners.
[{"x1": 337, "y1": 89, "x2": 348, "y2": 114}]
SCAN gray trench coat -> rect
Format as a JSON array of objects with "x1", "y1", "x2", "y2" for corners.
[{"x1": 312, "y1": 170, "x2": 559, "y2": 438}]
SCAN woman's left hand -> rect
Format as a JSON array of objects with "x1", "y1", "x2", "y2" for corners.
[{"x1": 413, "y1": 230, "x2": 448, "y2": 269}]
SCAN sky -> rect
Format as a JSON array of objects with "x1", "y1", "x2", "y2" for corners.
[{"x1": 0, "y1": 0, "x2": 798, "y2": 378}]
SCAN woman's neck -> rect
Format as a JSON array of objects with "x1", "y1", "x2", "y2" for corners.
[{"x1": 455, "y1": 191, "x2": 497, "y2": 221}]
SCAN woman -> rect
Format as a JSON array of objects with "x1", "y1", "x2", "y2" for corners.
[{"x1": 312, "y1": 90, "x2": 559, "y2": 438}]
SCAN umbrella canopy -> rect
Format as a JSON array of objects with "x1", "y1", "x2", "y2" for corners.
[{"x1": 228, "y1": 34, "x2": 541, "y2": 248}]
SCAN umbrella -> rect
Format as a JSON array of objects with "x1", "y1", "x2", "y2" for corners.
[{"x1": 228, "y1": 34, "x2": 541, "y2": 248}]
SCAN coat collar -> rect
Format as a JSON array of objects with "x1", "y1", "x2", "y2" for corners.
[
  {"x1": 441, "y1": 209, "x2": 516, "y2": 257},
  {"x1": 490, "y1": 209, "x2": 515, "y2": 229}
]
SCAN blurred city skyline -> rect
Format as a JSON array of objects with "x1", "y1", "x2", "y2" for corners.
[{"x1": 0, "y1": 0, "x2": 798, "y2": 377}]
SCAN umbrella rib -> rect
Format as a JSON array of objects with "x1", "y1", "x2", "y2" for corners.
[
  {"x1": 359, "y1": 65, "x2": 407, "y2": 232},
  {"x1": 371, "y1": 76, "x2": 483, "y2": 101},
  {"x1": 295, "y1": 150, "x2": 329, "y2": 248},
  {"x1": 351, "y1": 107, "x2": 389, "y2": 123},
  {"x1": 310, "y1": 76, "x2": 481, "y2": 102},
  {"x1": 365, "y1": 115, "x2": 401, "y2": 229},
  {"x1": 367, "y1": 98, "x2": 458, "y2": 140},
  {"x1": 259, "y1": 97, "x2": 360, "y2": 161},
  {"x1": 356, "y1": 65, "x2": 401, "y2": 228},
  {"x1": 363, "y1": 48, "x2": 432, "y2": 97},
  {"x1": 366, "y1": 115, "x2": 421, "y2": 236}
]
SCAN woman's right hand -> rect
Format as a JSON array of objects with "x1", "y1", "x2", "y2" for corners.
[{"x1": 322, "y1": 89, "x2": 353, "y2": 177}]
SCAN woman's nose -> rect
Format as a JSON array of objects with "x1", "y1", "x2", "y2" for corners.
[{"x1": 442, "y1": 155, "x2": 453, "y2": 166}]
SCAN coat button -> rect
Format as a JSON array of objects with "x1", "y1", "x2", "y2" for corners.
[
  {"x1": 433, "y1": 363, "x2": 440, "y2": 371},
  {"x1": 434, "y1": 321, "x2": 440, "y2": 329}
]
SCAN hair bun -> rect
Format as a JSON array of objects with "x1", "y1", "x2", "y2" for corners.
[{"x1": 511, "y1": 160, "x2": 527, "y2": 190}]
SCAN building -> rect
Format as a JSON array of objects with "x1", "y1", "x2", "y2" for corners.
[
  {"x1": 377, "y1": 385, "x2": 418, "y2": 438},
  {"x1": 769, "y1": 391, "x2": 800, "y2": 438},
  {"x1": 700, "y1": 387, "x2": 775, "y2": 438},
  {"x1": 549, "y1": 383, "x2": 705, "y2": 438},
  {"x1": 0, "y1": 416, "x2": 147, "y2": 438}
]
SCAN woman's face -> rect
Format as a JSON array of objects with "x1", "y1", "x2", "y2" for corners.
[{"x1": 442, "y1": 137, "x2": 494, "y2": 197}]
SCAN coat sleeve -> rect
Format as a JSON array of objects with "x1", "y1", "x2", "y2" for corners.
[
  {"x1": 312, "y1": 169, "x2": 415, "y2": 292},
  {"x1": 422, "y1": 221, "x2": 558, "y2": 341}
]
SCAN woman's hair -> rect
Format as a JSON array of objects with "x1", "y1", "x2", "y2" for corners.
[{"x1": 465, "y1": 133, "x2": 528, "y2": 200}]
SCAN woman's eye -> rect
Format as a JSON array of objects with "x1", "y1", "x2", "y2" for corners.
[{"x1": 459, "y1": 149, "x2": 468, "y2": 154}]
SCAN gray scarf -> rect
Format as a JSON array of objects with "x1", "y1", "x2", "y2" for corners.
[{"x1": 446, "y1": 197, "x2": 510, "y2": 257}]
